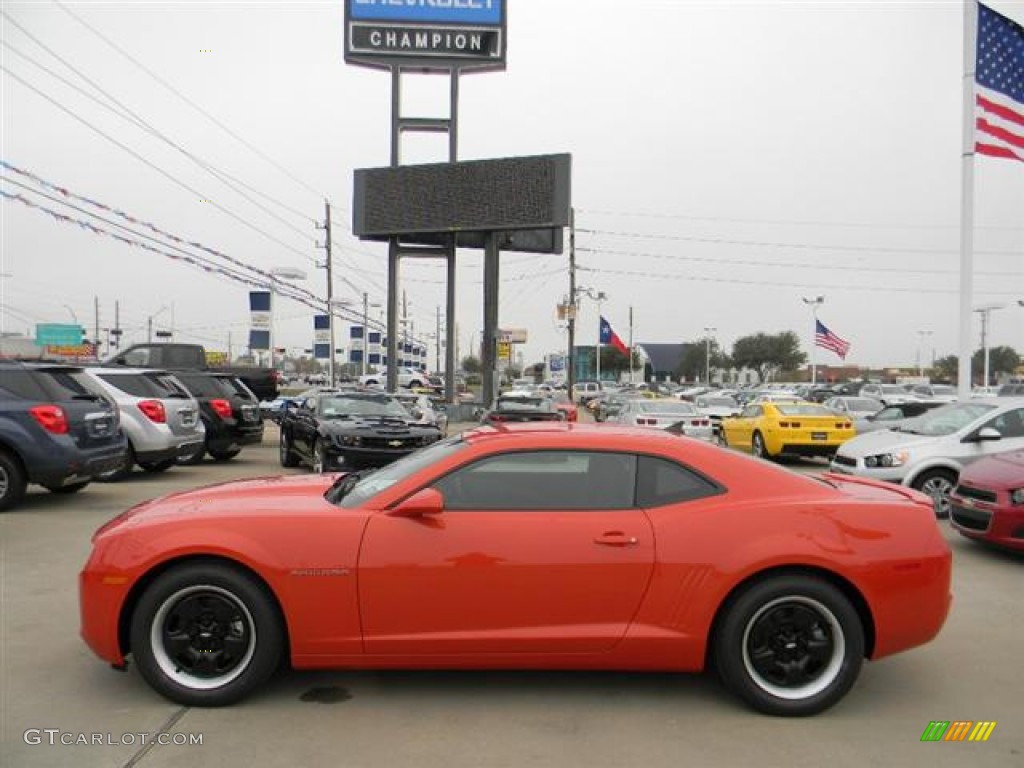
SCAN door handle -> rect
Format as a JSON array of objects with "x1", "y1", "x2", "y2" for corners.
[{"x1": 594, "y1": 532, "x2": 639, "y2": 547}]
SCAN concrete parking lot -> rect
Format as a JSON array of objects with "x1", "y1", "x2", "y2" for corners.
[{"x1": 2, "y1": 425, "x2": 1021, "y2": 768}]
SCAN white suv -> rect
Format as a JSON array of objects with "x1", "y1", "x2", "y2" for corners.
[
  {"x1": 83, "y1": 368, "x2": 205, "y2": 480},
  {"x1": 359, "y1": 367, "x2": 428, "y2": 390}
]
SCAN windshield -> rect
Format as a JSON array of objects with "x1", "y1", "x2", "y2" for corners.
[
  {"x1": 320, "y1": 394, "x2": 409, "y2": 419},
  {"x1": 931, "y1": 385, "x2": 956, "y2": 396},
  {"x1": 698, "y1": 397, "x2": 738, "y2": 408},
  {"x1": 845, "y1": 398, "x2": 882, "y2": 413},
  {"x1": 336, "y1": 435, "x2": 468, "y2": 508},
  {"x1": 899, "y1": 402, "x2": 994, "y2": 436},
  {"x1": 880, "y1": 385, "x2": 906, "y2": 395}
]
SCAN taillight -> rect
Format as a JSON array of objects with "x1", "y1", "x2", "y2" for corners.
[
  {"x1": 137, "y1": 400, "x2": 166, "y2": 423},
  {"x1": 29, "y1": 404, "x2": 68, "y2": 434},
  {"x1": 210, "y1": 399, "x2": 233, "y2": 420}
]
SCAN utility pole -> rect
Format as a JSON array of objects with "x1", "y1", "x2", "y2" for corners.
[
  {"x1": 361, "y1": 292, "x2": 369, "y2": 377},
  {"x1": 567, "y1": 208, "x2": 577, "y2": 394},
  {"x1": 435, "y1": 305, "x2": 442, "y2": 372},
  {"x1": 316, "y1": 200, "x2": 336, "y2": 387}
]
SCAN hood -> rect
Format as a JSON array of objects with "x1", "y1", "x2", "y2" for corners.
[
  {"x1": 958, "y1": 450, "x2": 1024, "y2": 490},
  {"x1": 837, "y1": 428, "x2": 939, "y2": 458},
  {"x1": 93, "y1": 474, "x2": 339, "y2": 537}
]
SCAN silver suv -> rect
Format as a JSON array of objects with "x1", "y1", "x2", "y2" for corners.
[
  {"x1": 83, "y1": 368, "x2": 205, "y2": 480},
  {"x1": 830, "y1": 398, "x2": 1024, "y2": 516}
]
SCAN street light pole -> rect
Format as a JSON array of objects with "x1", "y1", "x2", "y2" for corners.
[
  {"x1": 802, "y1": 296, "x2": 824, "y2": 385},
  {"x1": 703, "y1": 326, "x2": 717, "y2": 385},
  {"x1": 973, "y1": 304, "x2": 1005, "y2": 388},
  {"x1": 917, "y1": 330, "x2": 933, "y2": 377}
]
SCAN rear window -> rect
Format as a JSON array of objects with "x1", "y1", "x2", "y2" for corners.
[
  {"x1": 0, "y1": 369, "x2": 48, "y2": 400},
  {"x1": 775, "y1": 404, "x2": 833, "y2": 417},
  {"x1": 637, "y1": 401, "x2": 697, "y2": 415},
  {"x1": 174, "y1": 373, "x2": 236, "y2": 399},
  {"x1": 96, "y1": 372, "x2": 183, "y2": 398}
]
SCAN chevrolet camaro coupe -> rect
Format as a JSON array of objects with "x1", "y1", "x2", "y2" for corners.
[{"x1": 80, "y1": 424, "x2": 952, "y2": 716}]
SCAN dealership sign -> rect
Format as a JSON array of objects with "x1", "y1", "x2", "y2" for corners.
[{"x1": 345, "y1": 0, "x2": 506, "y2": 70}]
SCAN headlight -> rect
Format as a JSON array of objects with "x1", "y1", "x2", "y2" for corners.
[
  {"x1": 864, "y1": 451, "x2": 908, "y2": 468},
  {"x1": 340, "y1": 436, "x2": 362, "y2": 446},
  {"x1": 1011, "y1": 488, "x2": 1024, "y2": 505}
]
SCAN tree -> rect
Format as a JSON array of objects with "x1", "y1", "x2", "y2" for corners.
[
  {"x1": 461, "y1": 355, "x2": 481, "y2": 374},
  {"x1": 972, "y1": 346, "x2": 1020, "y2": 384},
  {"x1": 731, "y1": 332, "x2": 806, "y2": 384},
  {"x1": 675, "y1": 338, "x2": 730, "y2": 383},
  {"x1": 933, "y1": 355, "x2": 958, "y2": 382},
  {"x1": 598, "y1": 346, "x2": 641, "y2": 378}
]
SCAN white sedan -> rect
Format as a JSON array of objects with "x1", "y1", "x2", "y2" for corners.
[{"x1": 613, "y1": 399, "x2": 714, "y2": 440}]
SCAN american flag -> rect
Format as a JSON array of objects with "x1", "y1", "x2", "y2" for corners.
[
  {"x1": 815, "y1": 319, "x2": 850, "y2": 360},
  {"x1": 975, "y1": 3, "x2": 1024, "y2": 162}
]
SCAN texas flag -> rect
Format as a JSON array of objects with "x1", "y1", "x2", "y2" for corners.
[{"x1": 599, "y1": 316, "x2": 629, "y2": 355}]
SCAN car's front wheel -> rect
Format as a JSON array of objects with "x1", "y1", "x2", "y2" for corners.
[
  {"x1": 0, "y1": 451, "x2": 28, "y2": 511},
  {"x1": 713, "y1": 574, "x2": 864, "y2": 716},
  {"x1": 912, "y1": 469, "x2": 958, "y2": 518},
  {"x1": 279, "y1": 430, "x2": 298, "y2": 468},
  {"x1": 129, "y1": 562, "x2": 283, "y2": 707}
]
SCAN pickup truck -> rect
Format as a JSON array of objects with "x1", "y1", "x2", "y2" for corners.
[{"x1": 105, "y1": 343, "x2": 280, "y2": 402}]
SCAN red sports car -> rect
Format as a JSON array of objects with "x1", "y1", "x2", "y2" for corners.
[
  {"x1": 80, "y1": 423, "x2": 952, "y2": 716},
  {"x1": 949, "y1": 448, "x2": 1024, "y2": 551}
]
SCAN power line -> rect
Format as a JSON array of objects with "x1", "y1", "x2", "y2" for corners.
[
  {"x1": 0, "y1": 64, "x2": 317, "y2": 268},
  {"x1": 577, "y1": 227, "x2": 1023, "y2": 257},
  {"x1": 577, "y1": 263, "x2": 1022, "y2": 296},
  {"x1": 577, "y1": 246, "x2": 1021, "y2": 278},
  {"x1": 53, "y1": 1, "x2": 326, "y2": 201},
  {"x1": 0, "y1": 22, "x2": 318, "y2": 254}
]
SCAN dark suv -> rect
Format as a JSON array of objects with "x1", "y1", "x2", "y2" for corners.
[
  {"x1": 170, "y1": 371, "x2": 264, "y2": 463},
  {"x1": 0, "y1": 361, "x2": 129, "y2": 510}
]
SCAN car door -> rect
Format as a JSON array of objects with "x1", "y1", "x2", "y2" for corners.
[
  {"x1": 290, "y1": 397, "x2": 320, "y2": 461},
  {"x1": 358, "y1": 450, "x2": 655, "y2": 655},
  {"x1": 725, "y1": 405, "x2": 759, "y2": 450}
]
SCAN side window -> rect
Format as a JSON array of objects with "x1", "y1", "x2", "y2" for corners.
[
  {"x1": 121, "y1": 348, "x2": 151, "y2": 367},
  {"x1": 433, "y1": 451, "x2": 637, "y2": 511},
  {"x1": 636, "y1": 456, "x2": 723, "y2": 507},
  {"x1": 986, "y1": 408, "x2": 1024, "y2": 438},
  {"x1": 0, "y1": 370, "x2": 47, "y2": 400}
]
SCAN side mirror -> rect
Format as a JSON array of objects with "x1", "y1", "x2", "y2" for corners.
[
  {"x1": 971, "y1": 427, "x2": 1003, "y2": 442},
  {"x1": 389, "y1": 488, "x2": 444, "y2": 518}
]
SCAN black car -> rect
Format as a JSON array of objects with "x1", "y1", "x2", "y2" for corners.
[
  {"x1": 171, "y1": 371, "x2": 265, "y2": 463},
  {"x1": 278, "y1": 390, "x2": 442, "y2": 472},
  {"x1": 0, "y1": 361, "x2": 128, "y2": 510},
  {"x1": 482, "y1": 394, "x2": 564, "y2": 424}
]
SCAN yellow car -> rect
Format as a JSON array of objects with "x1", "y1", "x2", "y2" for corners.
[{"x1": 720, "y1": 401, "x2": 855, "y2": 460}]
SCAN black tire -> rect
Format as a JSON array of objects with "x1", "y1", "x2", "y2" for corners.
[
  {"x1": 0, "y1": 450, "x2": 28, "y2": 511},
  {"x1": 139, "y1": 458, "x2": 176, "y2": 473},
  {"x1": 752, "y1": 431, "x2": 772, "y2": 460},
  {"x1": 96, "y1": 445, "x2": 135, "y2": 483},
  {"x1": 129, "y1": 562, "x2": 284, "y2": 707},
  {"x1": 714, "y1": 574, "x2": 864, "y2": 717},
  {"x1": 209, "y1": 448, "x2": 241, "y2": 462},
  {"x1": 912, "y1": 468, "x2": 958, "y2": 519},
  {"x1": 43, "y1": 481, "x2": 91, "y2": 494},
  {"x1": 715, "y1": 428, "x2": 729, "y2": 448},
  {"x1": 177, "y1": 442, "x2": 206, "y2": 466},
  {"x1": 279, "y1": 430, "x2": 298, "y2": 468},
  {"x1": 312, "y1": 439, "x2": 327, "y2": 474}
]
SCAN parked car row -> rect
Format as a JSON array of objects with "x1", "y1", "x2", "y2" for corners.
[{"x1": 0, "y1": 361, "x2": 265, "y2": 511}]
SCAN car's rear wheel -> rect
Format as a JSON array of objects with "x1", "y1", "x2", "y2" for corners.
[
  {"x1": 177, "y1": 442, "x2": 206, "y2": 465},
  {"x1": 43, "y1": 481, "x2": 91, "y2": 494},
  {"x1": 912, "y1": 469, "x2": 958, "y2": 518},
  {"x1": 96, "y1": 445, "x2": 135, "y2": 482},
  {"x1": 139, "y1": 459, "x2": 176, "y2": 473},
  {"x1": 752, "y1": 432, "x2": 771, "y2": 460},
  {"x1": 714, "y1": 575, "x2": 864, "y2": 716},
  {"x1": 279, "y1": 430, "x2": 298, "y2": 468},
  {"x1": 129, "y1": 562, "x2": 283, "y2": 707},
  {"x1": 0, "y1": 451, "x2": 27, "y2": 511},
  {"x1": 209, "y1": 448, "x2": 241, "y2": 462}
]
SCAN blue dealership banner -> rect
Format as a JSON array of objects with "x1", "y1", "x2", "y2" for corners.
[{"x1": 350, "y1": 0, "x2": 502, "y2": 25}]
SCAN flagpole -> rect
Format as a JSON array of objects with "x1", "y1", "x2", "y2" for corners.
[
  {"x1": 958, "y1": 0, "x2": 978, "y2": 400},
  {"x1": 628, "y1": 306, "x2": 634, "y2": 384},
  {"x1": 596, "y1": 299, "x2": 603, "y2": 384}
]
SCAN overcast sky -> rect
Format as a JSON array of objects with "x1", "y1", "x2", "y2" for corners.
[{"x1": 2, "y1": 0, "x2": 1022, "y2": 372}]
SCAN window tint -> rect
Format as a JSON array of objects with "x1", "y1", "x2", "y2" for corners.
[
  {"x1": 96, "y1": 373, "x2": 174, "y2": 398},
  {"x1": 174, "y1": 373, "x2": 235, "y2": 399},
  {"x1": 986, "y1": 408, "x2": 1024, "y2": 438},
  {"x1": 0, "y1": 370, "x2": 48, "y2": 400},
  {"x1": 434, "y1": 451, "x2": 637, "y2": 511},
  {"x1": 636, "y1": 456, "x2": 723, "y2": 507},
  {"x1": 120, "y1": 348, "x2": 152, "y2": 366},
  {"x1": 37, "y1": 369, "x2": 107, "y2": 400}
]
